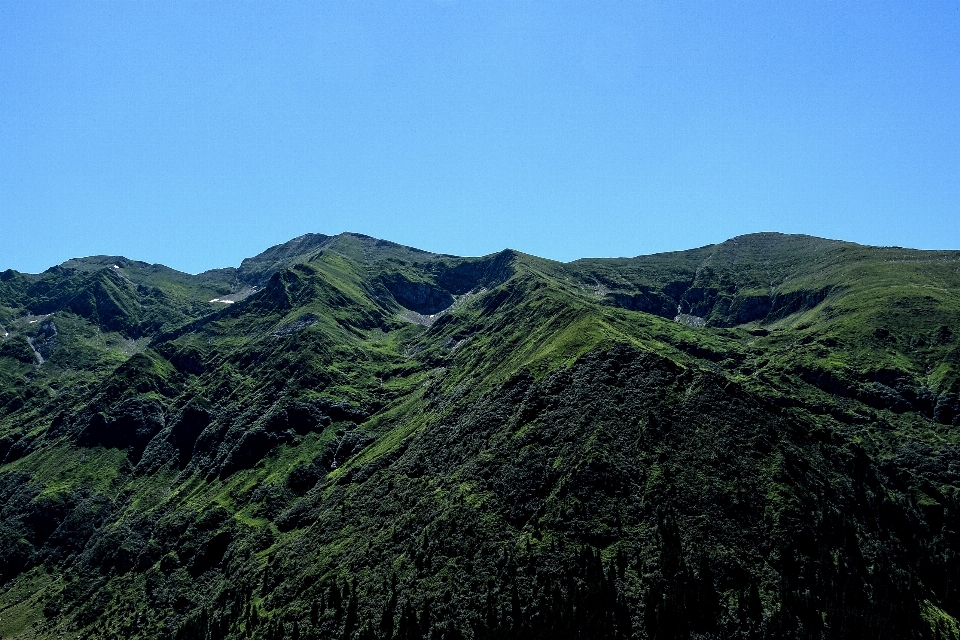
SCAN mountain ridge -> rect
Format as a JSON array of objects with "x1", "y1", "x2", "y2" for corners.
[
  {"x1": 17, "y1": 230, "x2": 944, "y2": 277},
  {"x1": 1, "y1": 230, "x2": 959, "y2": 639}
]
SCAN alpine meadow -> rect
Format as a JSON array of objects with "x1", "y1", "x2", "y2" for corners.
[{"x1": 2, "y1": 231, "x2": 960, "y2": 639}]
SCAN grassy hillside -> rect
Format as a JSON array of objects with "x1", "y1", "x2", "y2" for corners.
[{"x1": 1, "y1": 232, "x2": 959, "y2": 639}]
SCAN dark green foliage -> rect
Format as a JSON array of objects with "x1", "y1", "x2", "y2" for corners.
[
  {"x1": 2, "y1": 232, "x2": 960, "y2": 639},
  {"x1": 0, "y1": 333, "x2": 37, "y2": 364}
]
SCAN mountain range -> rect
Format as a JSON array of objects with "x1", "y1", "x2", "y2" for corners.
[{"x1": 1, "y1": 231, "x2": 959, "y2": 639}]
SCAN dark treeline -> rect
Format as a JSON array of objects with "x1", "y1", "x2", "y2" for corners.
[
  {"x1": 163, "y1": 505, "x2": 960, "y2": 640},
  {"x1": 171, "y1": 544, "x2": 631, "y2": 640}
]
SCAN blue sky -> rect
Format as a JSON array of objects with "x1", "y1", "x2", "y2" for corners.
[{"x1": 2, "y1": 1, "x2": 958, "y2": 274}]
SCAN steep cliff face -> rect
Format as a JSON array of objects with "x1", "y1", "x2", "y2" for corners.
[{"x1": 1, "y1": 232, "x2": 959, "y2": 639}]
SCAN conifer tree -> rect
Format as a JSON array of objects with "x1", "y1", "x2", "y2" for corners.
[{"x1": 380, "y1": 574, "x2": 398, "y2": 639}]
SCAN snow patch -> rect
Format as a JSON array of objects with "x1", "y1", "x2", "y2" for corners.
[{"x1": 208, "y1": 286, "x2": 258, "y2": 304}]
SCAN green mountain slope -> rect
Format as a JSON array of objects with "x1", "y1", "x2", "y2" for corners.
[{"x1": 1, "y1": 232, "x2": 959, "y2": 639}]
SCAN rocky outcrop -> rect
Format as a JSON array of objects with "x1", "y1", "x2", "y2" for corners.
[
  {"x1": 608, "y1": 283, "x2": 833, "y2": 327},
  {"x1": 76, "y1": 398, "x2": 166, "y2": 464},
  {"x1": 211, "y1": 399, "x2": 369, "y2": 477},
  {"x1": 609, "y1": 289, "x2": 676, "y2": 318},
  {"x1": 380, "y1": 273, "x2": 454, "y2": 315},
  {"x1": 434, "y1": 250, "x2": 517, "y2": 295}
]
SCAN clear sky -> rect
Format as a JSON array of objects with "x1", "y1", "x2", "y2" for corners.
[{"x1": 2, "y1": 1, "x2": 959, "y2": 274}]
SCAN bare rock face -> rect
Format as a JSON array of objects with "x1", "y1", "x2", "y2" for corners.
[
  {"x1": 32, "y1": 319, "x2": 58, "y2": 360},
  {"x1": 380, "y1": 273, "x2": 454, "y2": 315}
]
